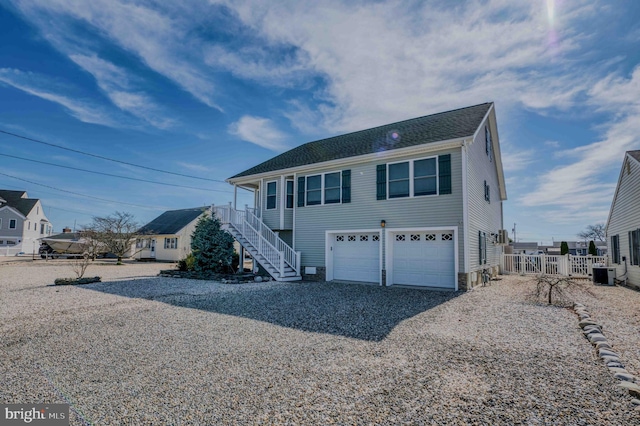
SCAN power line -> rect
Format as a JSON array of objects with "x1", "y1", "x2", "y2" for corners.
[
  {"x1": 0, "y1": 153, "x2": 233, "y2": 193},
  {"x1": 0, "y1": 171, "x2": 169, "y2": 210},
  {"x1": 0, "y1": 129, "x2": 227, "y2": 183}
]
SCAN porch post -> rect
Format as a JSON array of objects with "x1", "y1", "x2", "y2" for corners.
[{"x1": 233, "y1": 185, "x2": 238, "y2": 210}]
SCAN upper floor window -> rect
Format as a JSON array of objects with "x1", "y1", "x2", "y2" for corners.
[
  {"x1": 484, "y1": 180, "x2": 490, "y2": 203},
  {"x1": 298, "y1": 171, "x2": 350, "y2": 207},
  {"x1": 9, "y1": 219, "x2": 16, "y2": 229},
  {"x1": 387, "y1": 157, "x2": 438, "y2": 199},
  {"x1": 286, "y1": 180, "x2": 294, "y2": 209},
  {"x1": 266, "y1": 181, "x2": 277, "y2": 210},
  {"x1": 485, "y1": 126, "x2": 493, "y2": 162}
]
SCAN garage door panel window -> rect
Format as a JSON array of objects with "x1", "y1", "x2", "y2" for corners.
[
  {"x1": 333, "y1": 232, "x2": 380, "y2": 283},
  {"x1": 391, "y1": 230, "x2": 455, "y2": 288}
]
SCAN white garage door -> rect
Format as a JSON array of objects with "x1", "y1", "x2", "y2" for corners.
[
  {"x1": 392, "y1": 231, "x2": 455, "y2": 289},
  {"x1": 332, "y1": 232, "x2": 380, "y2": 283}
]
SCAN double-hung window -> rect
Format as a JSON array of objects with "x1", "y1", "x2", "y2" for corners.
[
  {"x1": 484, "y1": 180, "x2": 491, "y2": 202},
  {"x1": 266, "y1": 181, "x2": 277, "y2": 210},
  {"x1": 9, "y1": 219, "x2": 16, "y2": 229},
  {"x1": 630, "y1": 229, "x2": 640, "y2": 266},
  {"x1": 298, "y1": 171, "x2": 350, "y2": 207},
  {"x1": 286, "y1": 180, "x2": 294, "y2": 209},
  {"x1": 485, "y1": 126, "x2": 493, "y2": 162},
  {"x1": 388, "y1": 162, "x2": 410, "y2": 198},
  {"x1": 324, "y1": 172, "x2": 341, "y2": 204},
  {"x1": 611, "y1": 234, "x2": 620, "y2": 264},
  {"x1": 306, "y1": 175, "x2": 322, "y2": 205},
  {"x1": 414, "y1": 158, "x2": 437, "y2": 196},
  {"x1": 387, "y1": 157, "x2": 438, "y2": 198},
  {"x1": 164, "y1": 237, "x2": 178, "y2": 249}
]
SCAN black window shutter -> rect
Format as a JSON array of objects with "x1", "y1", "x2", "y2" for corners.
[
  {"x1": 297, "y1": 176, "x2": 305, "y2": 207},
  {"x1": 376, "y1": 164, "x2": 387, "y2": 200},
  {"x1": 438, "y1": 154, "x2": 452, "y2": 195},
  {"x1": 341, "y1": 170, "x2": 351, "y2": 203},
  {"x1": 479, "y1": 231, "x2": 483, "y2": 265}
]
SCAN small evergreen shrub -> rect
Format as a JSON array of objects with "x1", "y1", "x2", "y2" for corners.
[
  {"x1": 588, "y1": 240, "x2": 597, "y2": 256},
  {"x1": 191, "y1": 214, "x2": 235, "y2": 274},
  {"x1": 560, "y1": 241, "x2": 569, "y2": 255}
]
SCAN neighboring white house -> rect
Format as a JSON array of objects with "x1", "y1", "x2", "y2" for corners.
[
  {"x1": 216, "y1": 102, "x2": 507, "y2": 290},
  {"x1": 606, "y1": 150, "x2": 640, "y2": 289},
  {"x1": 0, "y1": 190, "x2": 53, "y2": 255},
  {"x1": 135, "y1": 207, "x2": 207, "y2": 262}
]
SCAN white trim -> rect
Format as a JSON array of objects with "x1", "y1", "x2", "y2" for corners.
[
  {"x1": 462, "y1": 142, "x2": 470, "y2": 273},
  {"x1": 0, "y1": 205, "x2": 27, "y2": 220},
  {"x1": 325, "y1": 229, "x2": 383, "y2": 285},
  {"x1": 279, "y1": 175, "x2": 285, "y2": 229},
  {"x1": 292, "y1": 173, "x2": 297, "y2": 250},
  {"x1": 386, "y1": 155, "x2": 439, "y2": 199},
  {"x1": 385, "y1": 226, "x2": 459, "y2": 291},
  {"x1": 228, "y1": 137, "x2": 466, "y2": 185},
  {"x1": 606, "y1": 153, "x2": 639, "y2": 234}
]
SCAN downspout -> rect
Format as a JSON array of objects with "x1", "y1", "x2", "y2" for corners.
[
  {"x1": 233, "y1": 184, "x2": 237, "y2": 210},
  {"x1": 461, "y1": 139, "x2": 470, "y2": 275}
]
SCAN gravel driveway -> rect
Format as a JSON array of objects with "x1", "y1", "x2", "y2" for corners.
[{"x1": 2, "y1": 260, "x2": 640, "y2": 424}]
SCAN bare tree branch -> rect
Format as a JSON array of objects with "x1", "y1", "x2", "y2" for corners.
[
  {"x1": 577, "y1": 224, "x2": 605, "y2": 242},
  {"x1": 89, "y1": 211, "x2": 140, "y2": 264}
]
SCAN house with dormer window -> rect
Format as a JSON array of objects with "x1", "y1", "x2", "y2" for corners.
[{"x1": 214, "y1": 103, "x2": 507, "y2": 290}]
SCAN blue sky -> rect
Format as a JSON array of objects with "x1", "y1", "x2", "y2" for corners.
[{"x1": 1, "y1": 0, "x2": 639, "y2": 244}]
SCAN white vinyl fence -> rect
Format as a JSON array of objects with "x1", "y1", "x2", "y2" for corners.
[{"x1": 501, "y1": 254, "x2": 608, "y2": 277}]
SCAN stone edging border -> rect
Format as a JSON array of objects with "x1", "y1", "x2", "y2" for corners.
[{"x1": 573, "y1": 302, "x2": 640, "y2": 408}]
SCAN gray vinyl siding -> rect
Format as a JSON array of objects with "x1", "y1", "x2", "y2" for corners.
[
  {"x1": 466, "y1": 114, "x2": 503, "y2": 273},
  {"x1": 0, "y1": 209, "x2": 24, "y2": 238},
  {"x1": 607, "y1": 155, "x2": 640, "y2": 288},
  {"x1": 295, "y1": 148, "x2": 464, "y2": 269},
  {"x1": 260, "y1": 179, "x2": 280, "y2": 230}
]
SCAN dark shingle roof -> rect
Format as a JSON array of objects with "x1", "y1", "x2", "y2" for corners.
[
  {"x1": 138, "y1": 207, "x2": 206, "y2": 235},
  {"x1": 628, "y1": 150, "x2": 640, "y2": 163},
  {"x1": 0, "y1": 190, "x2": 38, "y2": 216},
  {"x1": 231, "y1": 103, "x2": 492, "y2": 179}
]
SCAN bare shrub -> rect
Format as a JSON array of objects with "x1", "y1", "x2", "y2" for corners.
[
  {"x1": 70, "y1": 253, "x2": 91, "y2": 279},
  {"x1": 530, "y1": 274, "x2": 595, "y2": 306}
]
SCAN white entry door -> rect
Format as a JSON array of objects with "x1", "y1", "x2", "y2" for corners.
[
  {"x1": 150, "y1": 239, "x2": 156, "y2": 258},
  {"x1": 332, "y1": 232, "x2": 380, "y2": 283},
  {"x1": 391, "y1": 230, "x2": 456, "y2": 289}
]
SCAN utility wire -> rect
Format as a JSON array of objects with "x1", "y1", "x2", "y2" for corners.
[
  {"x1": 0, "y1": 153, "x2": 233, "y2": 193},
  {"x1": 0, "y1": 171, "x2": 168, "y2": 210},
  {"x1": 0, "y1": 129, "x2": 227, "y2": 183}
]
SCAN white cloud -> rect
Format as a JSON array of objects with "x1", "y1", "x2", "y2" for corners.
[
  {"x1": 12, "y1": 0, "x2": 221, "y2": 110},
  {"x1": 218, "y1": 0, "x2": 596, "y2": 132},
  {"x1": 177, "y1": 162, "x2": 211, "y2": 173},
  {"x1": 228, "y1": 116, "x2": 288, "y2": 151},
  {"x1": 0, "y1": 68, "x2": 116, "y2": 126},
  {"x1": 501, "y1": 149, "x2": 536, "y2": 173},
  {"x1": 69, "y1": 54, "x2": 175, "y2": 129}
]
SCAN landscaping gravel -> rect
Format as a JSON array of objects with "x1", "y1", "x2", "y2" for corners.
[{"x1": 2, "y1": 261, "x2": 640, "y2": 424}]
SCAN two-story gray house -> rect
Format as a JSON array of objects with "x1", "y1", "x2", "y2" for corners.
[
  {"x1": 606, "y1": 150, "x2": 640, "y2": 289},
  {"x1": 215, "y1": 103, "x2": 507, "y2": 291},
  {"x1": 0, "y1": 189, "x2": 53, "y2": 255}
]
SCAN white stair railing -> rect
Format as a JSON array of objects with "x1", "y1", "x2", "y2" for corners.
[{"x1": 213, "y1": 204, "x2": 300, "y2": 278}]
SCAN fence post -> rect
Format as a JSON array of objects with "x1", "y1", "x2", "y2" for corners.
[
  {"x1": 296, "y1": 251, "x2": 301, "y2": 275},
  {"x1": 541, "y1": 254, "x2": 546, "y2": 275}
]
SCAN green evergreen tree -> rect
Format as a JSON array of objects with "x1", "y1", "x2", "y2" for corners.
[
  {"x1": 560, "y1": 241, "x2": 569, "y2": 255},
  {"x1": 588, "y1": 240, "x2": 598, "y2": 256},
  {"x1": 190, "y1": 213, "x2": 235, "y2": 274}
]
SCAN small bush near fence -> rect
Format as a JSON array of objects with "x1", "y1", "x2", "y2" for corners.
[{"x1": 529, "y1": 275, "x2": 594, "y2": 306}]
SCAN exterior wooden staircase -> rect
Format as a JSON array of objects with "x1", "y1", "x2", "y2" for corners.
[{"x1": 213, "y1": 204, "x2": 301, "y2": 281}]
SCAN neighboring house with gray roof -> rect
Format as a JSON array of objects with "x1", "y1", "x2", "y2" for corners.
[
  {"x1": 606, "y1": 150, "x2": 640, "y2": 289},
  {"x1": 0, "y1": 190, "x2": 53, "y2": 255},
  {"x1": 216, "y1": 102, "x2": 507, "y2": 290},
  {"x1": 135, "y1": 207, "x2": 207, "y2": 261}
]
